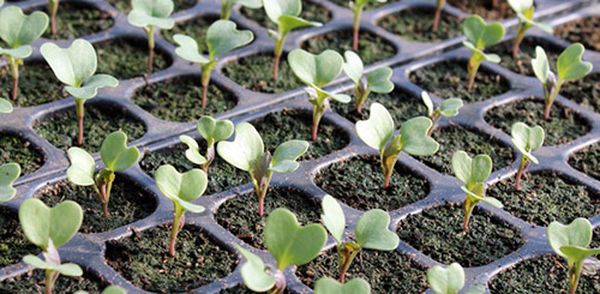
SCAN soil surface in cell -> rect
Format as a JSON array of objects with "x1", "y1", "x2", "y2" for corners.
[
  {"x1": 447, "y1": 0, "x2": 514, "y2": 20},
  {"x1": 96, "y1": 39, "x2": 170, "y2": 80},
  {"x1": 0, "y1": 62, "x2": 65, "y2": 107},
  {"x1": 561, "y1": 72, "x2": 600, "y2": 113},
  {"x1": 489, "y1": 38, "x2": 561, "y2": 77},
  {"x1": 242, "y1": 1, "x2": 330, "y2": 30},
  {"x1": 107, "y1": 0, "x2": 196, "y2": 12},
  {"x1": 0, "y1": 271, "x2": 106, "y2": 293},
  {"x1": 554, "y1": 16, "x2": 600, "y2": 52},
  {"x1": 0, "y1": 133, "x2": 43, "y2": 175},
  {"x1": 334, "y1": 90, "x2": 427, "y2": 123},
  {"x1": 379, "y1": 8, "x2": 461, "y2": 42},
  {"x1": 222, "y1": 53, "x2": 300, "y2": 93},
  {"x1": 41, "y1": 2, "x2": 113, "y2": 39},
  {"x1": 569, "y1": 142, "x2": 600, "y2": 181},
  {"x1": 302, "y1": 30, "x2": 396, "y2": 65},
  {"x1": 0, "y1": 207, "x2": 38, "y2": 268}
]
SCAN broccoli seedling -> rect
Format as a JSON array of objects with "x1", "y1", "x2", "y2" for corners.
[
  {"x1": 314, "y1": 277, "x2": 371, "y2": 294},
  {"x1": 321, "y1": 195, "x2": 399, "y2": 282},
  {"x1": 452, "y1": 150, "x2": 503, "y2": 232},
  {"x1": 179, "y1": 116, "x2": 234, "y2": 171},
  {"x1": 262, "y1": 0, "x2": 322, "y2": 80},
  {"x1": 0, "y1": 6, "x2": 49, "y2": 100},
  {"x1": 0, "y1": 162, "x2": 20, "y2": 202},
  {"x1": 48, "y1": 0, "x2": 60, "y2": 35},
  {"x1": 288, "y1": 49, "x2": 351, "y2": 140},
  {"x1": 462, "y1": 15, "x2": 505, "y2": 91},
  {"x1": 127, "y1": 0, "x2": 175, "y2": 73},
  {"x1": 343, "y1": 51, "x2": 394, "y2": 113},
  {"x1": 356, "y1": 103, "x2": 439, "y2": 188},
  {"x1": 548, "y1": 218, "x2": 600, "y2": 294},
  {"x1": 348, "y1": 0, "x2": 386, "y2": 51},
  {"x1": 427, "y1": 262, "x2": 485, "y2": 294},
  {"x1": 173, "y1": 20, "x2": 253, "y2": 112},
  {"x1": 217, "y1": 122, "x2": 308, "y2": 216},
  {"x1": 421, "y1": 91, "x2": 463, "y2": 136},
  {"x1": 235, "y1": 208, "x2": 327, "y2": 293},
  {"x1": 41, "y1": 39, "x2": 119, "y2": 146},
  {"x1": 66, "y1": 131, "x2": 140, "y2": 218},
  {"x1": 531, "y1": 44, "x2": 593, "y2": 120},
  {"x1": 155, "y1": 164, "x2": 208, "y2": 256},
  {"x1": 511, "y1": 122, "x2": 544, "y2": 191},
  {"x1": 19, "y1": 198, "x2": 84, "y2": 294},
  {"x1": 433, "y1": 0, "x2": 446, "y2": 32},
  {"x1": 508, "y1": 0, "x2": 552, "y2": 57},
  {"x1": 220, "y1": 0, "x2": 262, "y2": 20}
]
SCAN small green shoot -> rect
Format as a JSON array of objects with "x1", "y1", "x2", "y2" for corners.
[
  {"x1": 356, "y1": 102, "x2": 439, "y2": 188},
  {"x1": 348, "y1": 0, "x2": 387, "y2": 51},
  {"x1": 433, "y1": 0, "x2": 446, "y2": 32},
  {"x1": 41, "y1": 39, "x2": 119, "y2": 146},
  {"x1": 531, "y1": 44, "x2": 593, "y2": 120},
  {"x1": 221, "y1": 0, "x2": 262, "y2": 20},
  {"x1": 511, "y1": 122, "x2": 544, "y2": 191},
  {"x1": 0, "y1": 162, "x2": 20, "y2": 202},
  {"x1": 343, "y1": 50, "x2": 394, "y2": 113},
  {"x1": 288, "y1": 49, "x2": 351, "y2": 140},
  {"x1": 179, "y1": 115, "x2": 234, "y2": 171},
  {"x1": 48, "y1": 0, "x2": 59, "y2": 35},
  {"x1": 421, "y1": 91, "x2": 463, "y2": 136},
  {"x1": 0, "y1": 98, "x2": 13, "y2": 113},
  {"x1": 508, "y1": 0, "x2": 552, "y2": 57},
  {"x1": 462, "y1": 15, "x2": 505, "y2": 91},
  {"x1": 548, "y1": 218, "x2": 600, "y2": 294},
  {"x1": 173, "y1": 20, "x2": 253, "y2": 112},
  {"x1": 66, "y1": 131, "x2": 140, "y2": 218},
  {"x1": 314, "y1": 277, "x2": 371, "y2": 294},
  {"x1": 427, "y1": 262, "x2": 464, "y2": 294},
  {"x1": 217, "y1": 122, "x2": 308, "y2": 216}
]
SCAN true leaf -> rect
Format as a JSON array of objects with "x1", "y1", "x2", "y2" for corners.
[
  {"x1": 100, "y1": 131, "x2": 140, "y2": 172},
  {"x1": 355, "y1": 102, "x2": 394, "y2": 150},
  {"x1": 66, "y1": 147, "x2": 96, "y2": 186},
  {"x1": 155, "y1": 164, "x2": 207, "y2": 213},
  {"x1": 217, "y1": 122, "x2": 264, "y2": 172},
  {"x1": 427, "y1": 263, "x2": 465, "y2": 294},
  {"x1": 321, "y1": 195, "x2": 345, "y2": 244},
  {"x1": 128, "y1": 0, "x2": 175, "y2": 29},
  {"x1": 235, "y1": 245, "x2": 277, "y2": 292},
  {"x1": 355, "y1": 209, "x2": 399, "y2": 250},
  {"x1": 0, "y1": 162, "x2": 20, "y2": 202},
  {"x1": 399, "y1": 116, "x2": 439, "y2": 156},
  {"x1": 314, "y1": 277, "x2": 371, "y2": 294},
  {"x1": 207, "y1": 20, "x2": 254, "y2": 58},
  {"x1": 557, "y1": 43, "x2": 593, "y2": 82}
]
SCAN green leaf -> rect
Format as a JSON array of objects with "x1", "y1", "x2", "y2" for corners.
[
  {"x1": 66, "y1": 147, "x2": 96, "y2": 186},
  {"x1": 355, "y1": 209, "x2": 399, "y2": 250},
  {"x1": 0, "y1": 6, "x2": 48, "y2": 49},
  {"x1": 278, "y1": 15, "x2": 321, "y2": 34},
  {"x1": 100, "y1": 131, "x2": 140, "y2": 172},
  {"x1": 367, "y1": 67, "x2": 394, "y2": 94},
  {"x1": 217, "y1": 122, "x2": 264, "y2": 172},
  {"x1": 41, "y1": 39, "x2": 98, "y2": 87},
  {"x1": 270, "y1": 140, "x2": 309, "y2": 173},
  {"x1": 343, "y1": 50, "x2": 364, "y2": 84},
  {"x1": 355, "y1": 102, "x2": 394, "y2": 150},
  {"x1": 265, "y1": 208, "x2": 327, "y2": 270},
  {"x1": 511, "y1": 122, "x2": 544, "y2": 164},
  {"x1": 422, "y1": 91, "x2": 435, "y2": 117},
  {"x1": 155, "y1": 164, "x2": 207, "y2": 213},
  {"x1": 0, "y1": 162, "x2": 20, "y2": 202},
  {"x1": 508, "y1": 0, "x2": 533, "y2": 13},
  {"x1": 427, "y1": 263, "x2": 465, "y2": 294},
  {"x1": 557, "y1": 43, "x2": 593, "y2": 82},
  {"x1": 321, "y1": 195, "x2": 345, "y2": 244},
  {"x1": 462, "y1": 15, "x2": 505, "y2": 48},
  {"x1": 264, "y1": 0, "x2": 301, "y2": 23},
  {"x1": 236, "y1": 0, "x2": 263, "y2": 8},
  {"x1": 128, "y1": 0, "x2": 175, "y2": 29},
  {"x1": 439, "y1": 99, "x2": 463, "y2": 117},
  {"x1": 64, "y1": 74, "x2": 119, "y2": 100},
  {"x1": 531, "y1": 46, "x2": 550, "y2": 84},
  {"x1": 197, "y1": 116, "x2": 235, "y2": 143},
  {"x1": 399, "y1": 116, "x2": 439, "y2": 156},
  {"x1": 0, "y1": 46, "x2": 32, "y2": 59},
  {"x1": 548, "y1": 218, "x2": 594, "y2": 259},
  {"x1": 560, "y1": 246, "x2": 600, "y2": 264},
  {"x1": 173, "y1": 34, "x2": 209, "y2": 64},
  {"x1": 235, "y1": 245, "x2": 276, "y2": 292},
  {"x1": 288, "y1": 49, "x2": 345, "y2": 88},
  {"x1": 452, "y1": 151, "x2": 492, "y2": 185},
  {"x1": 102, "y1": 286, "x2": 127, "y2": 294},
  {"x1": 462, "y1": 41, "x2": 501, "y2": 63},
  {"x1": 23, "y1": 255, "x2": 83, "y2": 277},
  {"x1": 207, "y1": 20, "x2": 254, "y2": 58},
  {"x1": 314, "y1": 277, "x2": 371, "y2": 294},
  {"x1": 0, "y1": 98, "x2": 12, "y2": 114},
  {"x1": 179, "y1": 135, "x2": 207, "y2": 165}
]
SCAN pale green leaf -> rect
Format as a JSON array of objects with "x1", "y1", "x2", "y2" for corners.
[
  {"x1": 235, "y1": 245, "x2": 276, "y2": 292},
  {"x1": 0, "y1": 98, "x2": 12, "y2": 114},
  {"x1": 278, "y1": 15, "x2": 321, "y2": 34},
  {"x1": 173, "y1": 34, "x2": 209, "y2": 64},
  {"x1": 19, "y1": 198, "x2": 82, "y2": 250},
  {"x1": 314, "y1": 277, "x2": 371, "y2": 294},
  {"x1": 179, "y1": 135, "x2": 207, "y2": 165},
  {"x1": 0, "y1": 6, "x2": 48, "y2": 48},
  {"x1": 100, "y1": 131, "x2": 140, "y2": 172},
  {"x1": 128, "y1": 0, "x2": 175, "y2": 29},
  {"x1": 439, "y1": 98, "x2": 463, "y2": 117},
  {"x1": 197, "y1": 116, "x2": 235, "y2": 143},
  {"x1": 65, "y1": 74, "x2": 118, "y2": 100},
  {"x1": 548, "y1": 218, "x2": 593, "y2": 259},
  {"x1": 355, "y1": 102, "x2": 394, "y2": 150},
  {"x1": 217, "y1": 122, "x2": 264, "y2": 172},
  {"x1": 264, "y1": 0, "x2": 301, "y2": 23},
  {"x1": 427, "y1": 263, "x2": 465, "y2": 294},
  {"x1": 399, "y1": 116, "x2": 439, "y2": 156},
  {"x1": 66, "y1": 147, "x2": 96, "y2": 186},
  {"x1": 207, "y1": 20, "x2": 254, "y2": 57},
  {"x1": 0, "y1": 46, "x2": 32, "y2": 59},
  {"x1": 41, "y1": 39, "x2": 98, "y2": 87},
  {"x1": 321, "y1": 195, "x2": 345, "y2": 244},
  {"x1": 288, "y1": 49, "x2": 345, "y2": 88},
  {"x1": 343, "y1": 50, "x2": 364, "y2": 84},
  {"x1": 557, "y1": 43, "x2": 593, "y2": 82},
  {"x1": 355, "y1": 209, "x2": 399, "y2": 250},
  {"x1": 0, "y1": 162, "x2": 20, "y2": 202},
  {"x1": 270, "y1": 140, "x2": 308, "y2": 173},
  {"x1": 367, "y1": 67, "x2": 394, "y2": 94},
  {"x1": 155, "y1": 164, "x2": 208, "y2": 203},
  {"x1": 531, "y1": 46, "x2": 550, "y2": 84}
]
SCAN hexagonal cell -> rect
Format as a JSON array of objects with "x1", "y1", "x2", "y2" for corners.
[
  {"x1": 34, "y1": 177, "x2": 157, "y2": 234},
  {"x1": 0, "y1": 132, "x2": 44, "y2": 176},
  {"x1": 37, "y1": 2, "x2": 114, "y2": 40},
  {"x1": 242, "y1": 0, "x2": 331, "y2": 30},
  {"x1": 554, "y1": 16, "x2": 600, "y2": 52},
  {"x1": 489, "y1": 255, "x2": 600, "y2": 293},
  {"x1": 485, "y1": 97, "x2": 590, "y2": 146},
  {"x1": 107, "y1": 0, "x2": 197, "y2": 12},
  {"x1": 0, "y1": 270, "x2": 107, "y2": 293},
  {"x1": 397, "y1": 204, "x2": 525, "y2": 267},
  {"x1": 215, "y1": 188, "x2": 320, "y2": 249},
  {"x1": 334, "y1": 89, "x2": 428, "y2": 123},
  {"x1": 409, "y1": 60, "x2": 510, "y2": 103},
  {"x1": 302, "y1": 30, "x2": 396, "y2": 65},
  {"x1": 486, "y1": 172, "x2": 600, "y2": 226},
  {"x1": 132, "y1": 75, "x2": 237, "y2": 122},
  {"x1": 489, "y1": 37, "x2": 562, "y2": 77},
  {"x1": 105, "y1": 225, "x2": 237, "y2": 293},
  {"x1": 222, "y1": 53, "x2": 301, "y2": 93},
  {"x1": 561, "y1": 72, "x2": 600, "y2": 113},
  {"x1": 95, "y1": 38, "x2": 171, "y2": 80},
  {"x1": 316, "y1": 155, "x2": 430, "y2": 211},
  {"x1": 378, "y1": 7, "x2": 461, "y2": 43},
  {"x1": 418, "y1": 125, "x2": 514, "y2": 175},
  {"x1": 570, "y1": 142, "x2": 600, "y2": 181},
  {"x1": 296, "y1": 249, "x2": 427, "y2": 293},
  {"x1": 0, "y1": 62, "x2": 66, "y2": 107},
  {"x1": 0, "y1": 207, "x2": 38, "y2": 268},
  {"x1": 447, "y1": 0, "x2": 515, "y2": 20}
]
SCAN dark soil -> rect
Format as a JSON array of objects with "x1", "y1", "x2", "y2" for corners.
[
  {"x1": 333, "y1": 89, "x2": 427, "y2": 123},
  {"x1": 485, "y1": 98, "x2": 590, "y2": 146},
  {"x1": 487, "y1": 172, "x2": 600, "y2": 226},
  {"x1": 569, "y1": 142, "x2": 600, "y2": 181},
  {"x1": 35, "y1": 178, "x2": 157, "y2": 234},
  {"x1": 489, "y1": 38, "x2": 561, "y2": 77},
  {"x1": 409, "y1": 60, "x2": 510, "y2": 103},
  {"x1": 34, "y1": 103, "x2": 146, "y2": 152},
  {"x1": 554, "y1": 16, "x2": 600, "y2": 52},
  {"x1": 0, "y1": 62, "x2": 66, "y2": 107},
  {"x1": 447, "y1": 0, "x2": 515, "y2": 20},
  {"x1": 107, "y1": 0, "x2": 197, "y2": 12},
  {"x1": 378, "y1": 8, "x2": 462, "y2": 42},
  {"x1": 0, "y1": 271, "x2": 105, "y2": 293},
  {"x1": 241, "y1": 1, "x2": 331, "y2": 31},
  {"x1": 0, "y1": 133, "x2": 43, "y2": 175},
  {"x1": 302, "y1": 30, "x2": 396, "y2": 65},
  {"x1": 222, "y1": 53, "x2": 301, "y2": 93},
  {"x1": 315, "y1": 155, "x2": 429, "y2": 211},
  {"x1": 561, "y1": 73, "x2": 600, "y2": 113},
  {"x1": 96, "y1": 38, "x2": 170, "y2": 80},
  {"x1": 489, "y1": 255, "x2": 600, "y2": 293},
  {"x1": 105, "y1": 225, "x2": 237, "y2": 293},
  {"x1": 161, "y1": 15, "x2": 213, "y2": 47},
  {"x1": 215, "y1": 188, "x2": 320, "y2": 249},
  {"x1": 296, "y1": 249, "x2": 427, "y2": 293},
  {"x1": 132, "y1": 76, "x2": 237, "y2": 122},
  {"x1": 39, "y1": 2, "x2": 113, "y2": 40},
  {"x1": 0, "y1": 207, "x2": 38, "y2": 268}
]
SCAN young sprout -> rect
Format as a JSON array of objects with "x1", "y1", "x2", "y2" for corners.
[
  {"x1": 155, "y1": 164, "x2": 208, "y2": 256},
  {"x1": 462, "y1": 15, "x2": 505, "y2": 91},
  {"x1": 548, "y1": 218, "x2": 600, "y2": 294},
  {"x1": 343, "y1": 50, "x2": 394, "y2": 113},
  {"x1": 321, "y1": 195, "x2": 399, "y2": 283},
  {"x1": 127, "y1": 0, "x2": 175, "y2": 73},
  {"x1": 48, "y1": 0, "x2": 59, "y2": 35},
  {"x1": 511, "y1": 122, "x2": 544, "y2": 191},
  {"x1": 263, "y1": 0, "x2": 322, "y2": 80},
  {"x1": 421, "y1": 91, "x2": 464, "y2": 136},
  {"x1": 356, "y1": 103, "x2": 439, "y2": 188},
  {"x1": 19, "y1": 198, "x2": 84, "y2": 294},
  {"x1": 235, "y1": 208, "x2": 327, "y2": 293},
  {"x1": 427, "y1": 263, "x2": 486, "y2": 294},
  {"x1": 433, "y1": 0, "x2": 445, "y2": 32},
  {"x1": 173, "y1": 20, "x2": 253, "y2": 112},
  {"x1": 314, "y1": 277, "x2": 370, "y2": 294},
  {"x1": 0, "y1": 6, "x2": 49, "y2": 100},
  {"x1": 349, "y1": 0, "x2": 387, "y2": 51},
  {"x1": 288, "y1": 49, "x2": 351, "y2": 140},
  {"x1": 179, "y1": 115, "x2": 234, "y2": 171},
  {"x1": 66, "y1": 131, "x2": 140, "y2": 218},
  {"x1": 217, "y1": 122, "x2": 308, "y2": 216},
  {"x1": 221, "y1": 0, "x2": 262, "y2": 20},
  {"x1": 531, "y1": 44, "x2": 593, "y2": 120},
  {"x1": 507, "y1": 0, "x2": 552, "y2": 57},
  {"x1": 452, "y1": 150, "x2": 503, "y2": 232},
  {"x1": 41, "y1": 39, "x2": 119, "y2": 146},
  {"x1": 0, "y1": 162, "x2": 20, "y2": 202}
]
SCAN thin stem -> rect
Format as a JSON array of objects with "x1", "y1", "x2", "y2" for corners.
[
  {"x1": 433, "y1": 0, "x2": 445, "y2": 32},
  {"x1": 352, "y1": 7, "x2": 362, "y2": 51},
  {"x1": 543, "y1": 81, "x2": 562, "y2": 120},
  {"x1": 354, "y1": 82, "x2": 369, "y2": 113},
  {"x1": 253, "y1": 171, "x2": 273, "y2": 217},
  {"x1": 200, "y1": 64, "x2": 213, "y2": 114},
  {"x1": 221, "y1": 0, "x2": 232, "y2": 20},
  {"x1": 49, "y1": 0, "x2": 59, "y2": 36},
  {"x1": 8, "y1": 57, "x2": 19, "y2": 101},
  {"x1": 514, "y1": 156, "x2": 529, "y2": 191},
  {"x1": 463, "y1": 197, "x2": 476, "y2": 232},
  {"x1": 511, "y1": 23, "x2": 527, "y2": 58},
  {"x1": 75, "y1": 98, "x2": 85, "y2": 146},
  {"x1": 311, "y1": 100, "x2": 326, "y2": 141},
  {"x1": 467, "y1": 53, "x2": 483, "y2": 92},
  {"x1": 168, "y1": 206, "x2": 185, "y2": 256},
  {"x1": 203, "y1": 143, "x2": 215, "y2": 172},
  {"x1": 44, "y1": 269, "x2": 59, "y2": 294},
  {"x1": 272, "y1": 34, "x2": 286, "y2": 81},
  {"x1": 568, "y1": 261, "x2": 584, "y2": 294},
  {"x1": 427, "y1": 113, "x2": 441, "y2": 136},
  {"x1": 338, "y1": 243, "x2": 360, "y2": 283},
  {"x1": 147, "y1": 27, "x2": 155, "y2": 74}
]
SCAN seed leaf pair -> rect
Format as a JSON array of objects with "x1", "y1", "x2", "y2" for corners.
[
  {"x1": 343, "y1": 51, "x2": 394, "y2": 113},
  {"x1": 421, "y1": 91, "x2": 463, "y2": 135},
  {"x1": 180, "y1": 116, "x2": 235, "y2": 170},
  {"x1": 508, "y1": 0, "x2": 552, "y2": 57},
  {"x1": 220, "y1": 0, "x2": 262, "y2": 20},
  {"x1": 314, "y1": 277, "x2": 371, "y2": 294},
  {"x1": 427, "y1": 262, "x2": 485, "y2": 294},
  {"x1": 0, "y1": 162, "x2": 20, "y2": 202},
  {"x1": 462, "y1": 15, "x2": 505, "y2": 91},
  {"x1": 511, "y1": 122, "x2": 544, "y2": 191}
]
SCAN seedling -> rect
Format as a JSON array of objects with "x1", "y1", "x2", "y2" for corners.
[
  {"x1": 348, "y1": 0, "x2": 387, "y2": 51},
  {"x1": 288, "y1": 49, "x2": 351, "y2": 140},
  {"x1": 66, "y1": 131, "x2": 140, "y2": 218},
  {"x1": 511, "y1": 122, "x2": 544, "y2": 191},
  {"x1": 343, "y1": 50, "x2": 394, "y2": 113},
  {"x1": 314, "y1": 277, "x2": 370, "y2": 294},
  {"x1": 508, "y1": 0, "x2": 552, "y2": 57},
  {"x1": 0, "y1": 6, "x2": 49, "y2": 100},
  {"x1": 217, "y1": 122, "x2": 308, "y2": 216},
  {"x1": 235, "y1": 208, "x2": 327, "y2": 293},
  {"x1": 462, "y1": 15, "x2": 505, "y2": 91},
  {"x1": 427, "y1": 263, "x2": 485, "y2": 294},
  {"x1": 263, "y1": 0, "x2": 322, "y2": 80},
  {"x1": 220, "y1": 0, "x2": 262, "y2": 20},
  {"x1": 321, "y1": 195, "x2": 399, "y2": 282},
  {"x1": 173, "y1": 20, "x2": 253, "y2": 112},
  {"x1": 531, "y1": 44, "x2": 593, "y2": 120},
  {"x1": 452, "y1": 150, "x2": 503, "y2": 232},
  {"x1": 433, "y1": 0, "x2": 446, "y2": 32},
  {"x1": 0, "y1": 98, "x2": 13, "y2": 113},
  {"x1": 48, "y1": 0, "x2": 60, "y2": 35},
  {"x1": 356, "y1": 103, "x2": 439, "y2": 188},
  {"x1": 41, "y1": 39, "x2": 119, "y2": 146},
  {"x1": 548, "y1": 218, "x2": 600, "y2": 294},
  {"x1": 179, "y1": 115, "x2": 234, "y2": 171},
  {"x1": 0, "y1": 162, "x2": 20, "y2": 202},
  {"x1": 155, "y1": 164, "x2": 208, "y2": 256},
  {"x1": 127, "y1": 0, "x2": 175, "y2": 73},
  {"x1": 19, "y1": 198, "x2": 83, "y2": 294},
  {"x1": 421, "y1": 91, "x2": 463, "y2": 135}
]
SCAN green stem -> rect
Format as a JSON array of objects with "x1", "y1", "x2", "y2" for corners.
[
  {"x1": 354, "y1": 82, "x2": 370, "y2": 113},
  {"x1": 74, "y1": 98, "x2": 85, "y2": 146},
  {"x1": 463, "y1": 197, "x2": 476, "y2": 232},
  {"x1": 311, "y1": 98, "x2": 327, "y2": 141},
  {"x1": 427, "y1": 112, "x2": 441, "y2": 136},
  {"x1": 467, "y1": 53, "x2": 483, "y2": 92},
  {"x1": 273, "y1": 34, "x2": 286, "y2": 81},
  {"x1": 168, "y1": 205, "x2": 185, "y2": 256},
  {"x1": 514, "y1": 156, "x2": 529, "y2": 191},
  {"x1": 49, "y1": 0, "x2": 59, "y2": 36},
  {"x1": 221, "y1": 0, "x2": 232, "y2": 20},
  {"x1": 8, "y1": 57, "x2": 19, "y2": 101},
  {"x1": 96, "y1": 169, "x2": 115, "y2": 218},
  {"x1": 44, "y1": 269, "x2": 59, "y2": 294},
  {"x1": 352, "y1": 7, "x2": 362, "y2": 51},
  {"x1": 433, "y1": 0, "x2": 445, "y2": 32},
  {"x1": 252, "y1": 171, "x2": 273, "y2": 217},
  {"x1": 543, "y1": 80, "x2": 562, "y2": 120},
  {"x1": 147, "y1": 26, "x2": 155, "y2": 74},
  {"x1": 512, "y1": 23, "x2": 528, "y2": 57},
  {"x1": 568, "y1": 261, "x2": 584, "y2": 294}
]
